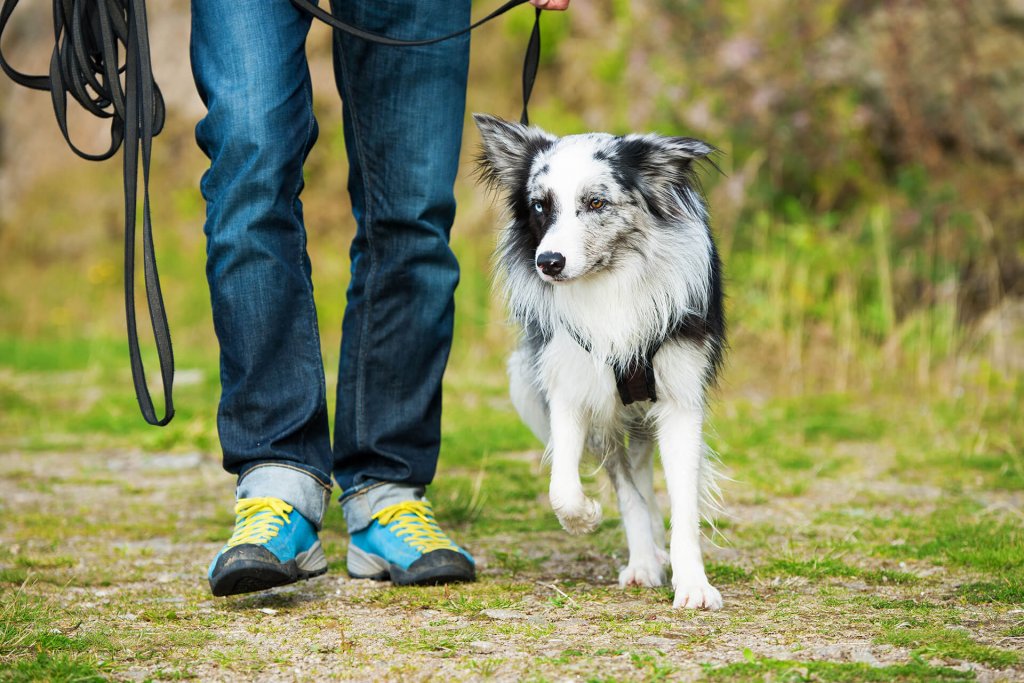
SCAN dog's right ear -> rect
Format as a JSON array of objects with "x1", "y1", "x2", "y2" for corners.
[{"x1": 473, "y1": 113, "x2": 556, "y2": 191}]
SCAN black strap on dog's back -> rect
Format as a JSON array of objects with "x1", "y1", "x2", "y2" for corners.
[
  {"x1": 0, "y1": 0, "x2": 543, "y2": 426},
  {"x1": 291, "y1": 0, "x2": 542, "y2": 125},
  {"x1": 0, "y1": 0, "x2": 174, "y2": 426}
]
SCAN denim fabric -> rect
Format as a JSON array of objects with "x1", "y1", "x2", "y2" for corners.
[
  {"x1": 340, "y1": 482, "x2": 424, "y2": 534},
  {"x1": 190, "y1": 0, "x2": 470, "y2": 502},
  {"x1": 237, "y1": 464, "x2": 332, "y2": 529}
]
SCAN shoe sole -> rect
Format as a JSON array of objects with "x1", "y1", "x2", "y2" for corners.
[
  {"x1": 209, "y1": 541, "x2": 327, "y2": 597},
  {"x1": 347, "y1": 545, "x2": 475, "y2": 586}
]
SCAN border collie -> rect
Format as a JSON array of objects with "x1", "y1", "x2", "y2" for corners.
[{"x1": 474, "y1": 114, "x2": 726, "y2": 610}]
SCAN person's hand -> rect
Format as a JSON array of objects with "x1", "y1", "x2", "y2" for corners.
[{"x1": 530, "y1": 0, "x2": 570, "y2": 10}]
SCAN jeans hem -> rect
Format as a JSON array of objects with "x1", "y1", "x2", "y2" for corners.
[
  {"x1": 340, "y1": 481, "x2": 425, "y2": 534},
  {"x1": 237, "y1": 463, "x2": 333, "y2": 529}
]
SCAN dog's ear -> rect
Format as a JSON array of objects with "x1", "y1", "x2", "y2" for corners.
[
  {"x1": 473, "y1": 113, "x2": 556, "y2": 191},
  {"x1": 615, "y1": 134, "x2": 717, "y2": 218},
  {"x1": 617, "y1": 134, "x2": 715, "y2": 181}
]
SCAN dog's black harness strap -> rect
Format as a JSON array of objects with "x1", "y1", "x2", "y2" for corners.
[
  {"x1": 615, "y1": 343, "x2": 660, "y2": 405},
  {"x1": 0, "y1": 0, "x2": 174, "y2": 426},
  {"x1": 565, "y1": 328, "x2": 660, "y2": 405},
  {"x1": 290, "y1": 0, "x2": 542, "y2": 126}
]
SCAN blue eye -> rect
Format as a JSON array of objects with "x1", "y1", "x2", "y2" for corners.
[{"x1": 531, "y1": 201, "x2": 544, "y2": 214}]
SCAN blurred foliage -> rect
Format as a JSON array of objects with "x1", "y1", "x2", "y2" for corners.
[{"x1": 0, "y1": 0, "x2": 1021, "y2": 421}]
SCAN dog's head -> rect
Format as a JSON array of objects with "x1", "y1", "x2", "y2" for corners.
[{"x1": 474, "y1": 114, "x2": 715, "y2": 284}]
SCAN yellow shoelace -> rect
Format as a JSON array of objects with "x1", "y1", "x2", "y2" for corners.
[
  {"x1": 225, "y1": 497, "x2": 293, "y2": 548},
  {"x1": 372, "y1": 500, "x2": 459, "y2": 554}
]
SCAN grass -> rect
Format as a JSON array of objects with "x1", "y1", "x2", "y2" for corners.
[
  {"x1": 0, "y1": 587, "x2": 113, "y2": 682},
  {"x1": 877, "y1": 624, "x2": 1020, "y2": 669},
  {"x1": 703, "y1": 656, "x2": 977, "y2": 682}
]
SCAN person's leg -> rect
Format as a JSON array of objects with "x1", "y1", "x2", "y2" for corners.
[
  {"x1": 191, "y1": 0, "x2": 332, "y2": 595},
  {"x1": 329, "y1": 0, "x2": 473, "y2": 583}
]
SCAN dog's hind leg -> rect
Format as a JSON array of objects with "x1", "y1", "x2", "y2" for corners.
[
  {"x1": 625, "y1": 435, "x2": 668, "y2": 564},
  {"x1": 509, "y1": 347, "x2": 550, "y2": 444},
  {"x1": 607, "y1": 446, "x2": 666, "y2": 588}
]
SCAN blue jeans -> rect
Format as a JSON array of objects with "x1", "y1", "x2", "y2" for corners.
[{"x1": 190, "y1": 0, "x2": 471, "y2": 530}]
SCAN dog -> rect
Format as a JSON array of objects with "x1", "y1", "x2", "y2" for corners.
[{"x1": 474, "y1": 114, "x2": 726, "y2": 610}]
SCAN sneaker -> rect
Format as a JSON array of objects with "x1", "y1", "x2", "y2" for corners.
[
  {"x1": 347, "y1": 500, "x2": 475, "y2": 585},
  {"x1": 208, "y1": 497, "x2": 327, "y2": 597}
]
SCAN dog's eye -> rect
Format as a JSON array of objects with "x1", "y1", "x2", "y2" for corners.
[
  {"x1": 589, "y1": 197, "x2": 606, "y2": 211},
  {"x1": 531, "y1": 201, "x2": 544, "y2": 214}
]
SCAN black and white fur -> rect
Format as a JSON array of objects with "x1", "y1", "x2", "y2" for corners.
[{"x1": 474, "y1": 114, "x2": 726, "y2": 610}]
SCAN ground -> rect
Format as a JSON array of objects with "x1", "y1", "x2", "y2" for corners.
[{"x1": 1, "y1": 342, "x2": 1021, "y2": 681}]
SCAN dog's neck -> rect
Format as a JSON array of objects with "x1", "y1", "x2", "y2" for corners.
[{"x1": 502, "y1": 220, "x2": 713, "y2": 366}]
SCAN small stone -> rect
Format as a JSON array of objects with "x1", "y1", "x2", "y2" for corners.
[
  {"x1": 469, "y1": 640, "x2": 497, "y2": 653},
  {"x1": 258, "y1": 608, "x2": 278, "y2": 616},
  {"x1": 851, "y1": 649, "x2": 882, "y2": 667},
  {"x1": 638, "y1": 636, "x2": 675, "y2": 648},
  {"x1": 481, "y1": 608, "x2": 526, "y2": 620}
]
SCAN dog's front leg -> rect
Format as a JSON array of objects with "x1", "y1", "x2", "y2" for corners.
[
  {"x1": 547, "y1": 399, "x2": 602, "y2": 535},
  {"x1": 658, "y1": 407, "x2": 722, "y2": 610}
]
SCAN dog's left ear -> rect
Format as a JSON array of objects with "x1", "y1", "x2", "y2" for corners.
[
  {"x1": 474, "y1": 113, "x2": 556, "y2": 191},
  {"x1": 616, "y1": 134, "x2": 717, "y2": 217},
  {"x1": 618, "y1": 134, "x2": 715, "y2": 180}
]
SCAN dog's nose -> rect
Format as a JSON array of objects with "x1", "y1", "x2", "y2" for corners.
[{"x1": 536, "y1": 251, "x2": 566, "y2": 276}]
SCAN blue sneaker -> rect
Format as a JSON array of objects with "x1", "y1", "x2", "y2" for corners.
[
  {"x1": 208, "y1": 497, "x2": 327, "y2": 597},
  {"x1": 347, "y1": 500, "x2": 475, "y2": 585}
]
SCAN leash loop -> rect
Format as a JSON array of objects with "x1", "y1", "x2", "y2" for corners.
[{"x1": 291, "y1": 0, "x2": 542, "y2": 125}]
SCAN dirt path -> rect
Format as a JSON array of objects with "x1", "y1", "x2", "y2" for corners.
[{"x1": 1, "y1": 443, "x2": 1022, "y2": 682}]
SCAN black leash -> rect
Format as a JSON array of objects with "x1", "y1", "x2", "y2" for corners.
[
  {"x1": 0, "y1": 0, "x2": 542, "y2": 426},
  {"x1": 0, "y1": 0, "x2": 174, "y2": 426},
  {"x1": 291, "y1": 0, "x2": 542, "y2": 125}
]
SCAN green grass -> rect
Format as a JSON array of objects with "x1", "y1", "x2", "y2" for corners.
[
  {"x1": 0, "y1": 588, "x2": 112, "y2": 682},
  {"x1": 877, "y1": 625, "x2": 1019, "y2": 668},
  {"x1": 703, "y1": 656, "x2": 976, "y2": 682},
  {"x1": 957, "y1": 580, "x2": 1024, "y2": 604},
  {"x1": 762, "y1": 557, "x2": 918, "y2": 585}
]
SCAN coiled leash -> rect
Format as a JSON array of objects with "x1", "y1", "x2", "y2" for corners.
[
  {"x1": 0, "y1": 0, "x2": 542, "y2": 426},
  {"x1": 0, "y1": 0, "x2": 172, "y2": 425}
]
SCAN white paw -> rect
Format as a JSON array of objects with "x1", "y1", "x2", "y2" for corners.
[
  {"x1": 618, "y1": 561, "x2": 666, "y2": 588},
  {"x1": 672, "y1": 582, "x2": 723, "y2": 610},
  {"x1": 552, "y1": 497, "x2": 603, "y2": 535}
]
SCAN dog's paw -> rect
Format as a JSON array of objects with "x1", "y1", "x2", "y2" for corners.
[
  {"x1": 672, "y1": 582, "x2": 723, "y2": 610},
  {"x1": 618, "y1": 561, "x2": 666, "y2": 588},
  {"x1": 552, "y1": 497, "x2": 603, "y2": 535}
]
